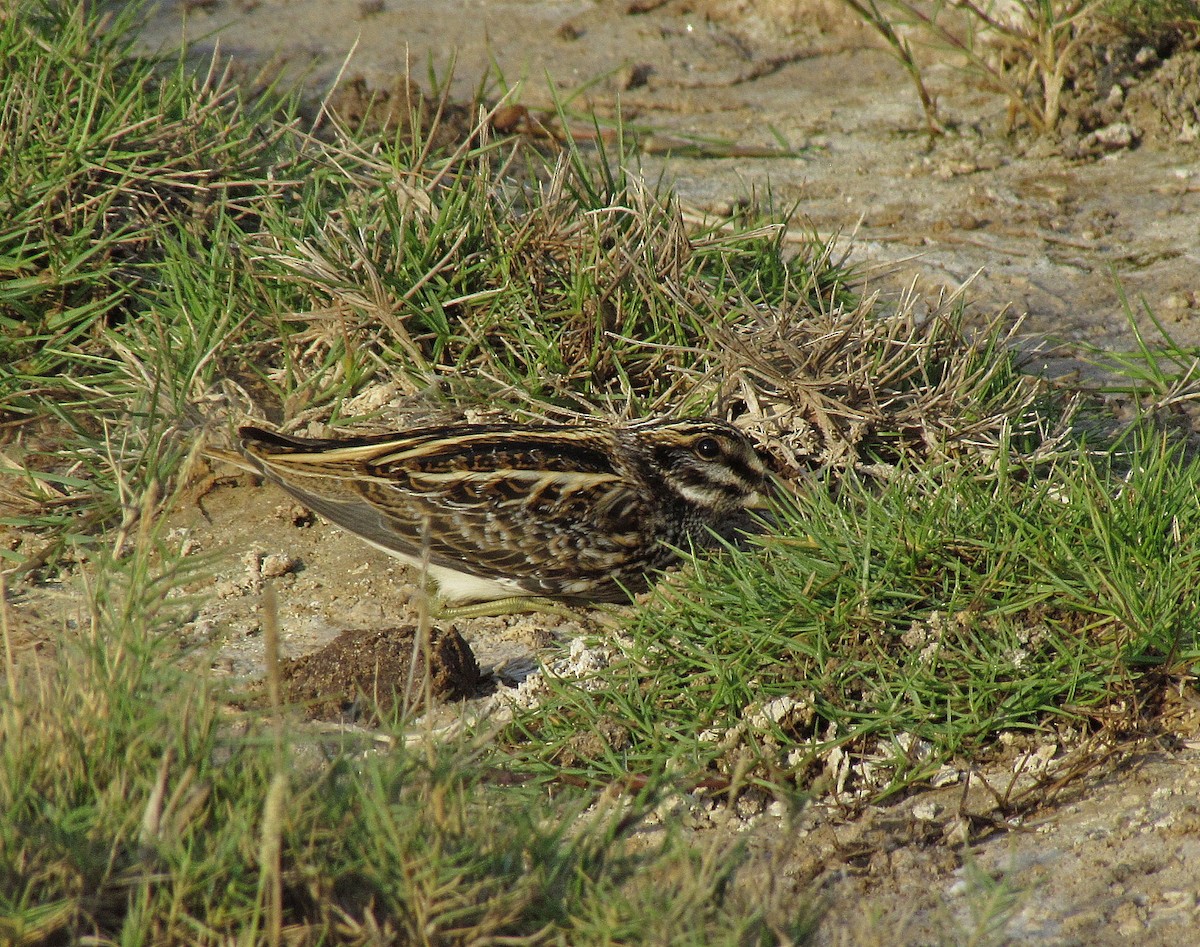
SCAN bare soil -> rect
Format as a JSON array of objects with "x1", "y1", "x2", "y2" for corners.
[{"x1": 18, "y1": 0, "x2": 1200, "y2": 941}]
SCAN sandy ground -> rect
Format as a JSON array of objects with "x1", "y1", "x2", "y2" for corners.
[
  {"x1": 22, "y1": 0, "x2": 1200, "y2": 941},
  {"x1": 133, "y1": 0, "x2": 1200, "y2": 352}
]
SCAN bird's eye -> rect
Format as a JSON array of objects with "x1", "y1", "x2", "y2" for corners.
[{"x1": 694, "y1": 436, "x2": 722, "y2": 460}]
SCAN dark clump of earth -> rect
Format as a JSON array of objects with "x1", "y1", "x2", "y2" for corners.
[
  {"x1": 1061, "y1": 28, "x2": 1200, "y2": 143},
  {"x1": 276, "y1": 624, "x2": 481, "y2": 723}
]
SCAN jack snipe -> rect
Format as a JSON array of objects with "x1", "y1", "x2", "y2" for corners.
[{"x1": 237, "y1": 418, "x2": 769, "y2": 609}]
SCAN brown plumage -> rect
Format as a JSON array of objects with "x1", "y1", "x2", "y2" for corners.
[{"x1": 237, "y1": 418, "x2": 768, "y2": 605}]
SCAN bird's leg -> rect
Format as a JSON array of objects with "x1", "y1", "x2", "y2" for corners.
[{"x1": 432, "y1": 595, "x2": 583, "y2": 620}]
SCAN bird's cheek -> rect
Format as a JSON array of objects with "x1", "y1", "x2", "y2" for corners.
[{"x1": 744, "y1": 490, "x2": 768, "y2": 510}]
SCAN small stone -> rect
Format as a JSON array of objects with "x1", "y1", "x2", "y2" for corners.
[
  {"x1": 943, "y1": 817, "x2": 971, "y2": 845},
  {"x1": 1160, "y1": 890, "x2": 1198, "y2": 911},
  {"x1": 214, "y1": 579, "x2": 242, "y2": 599},
  {"x1": 616, "y1": 63, "x2": 653, "y2": 90},
  {"x1": 705, "y1": 198, "x2": 750, "y2": 218},
  {"x1": 1090, "y1": 122, "x2": 1139, "y2": 151},
  {"x1": 491, "y1": 104, "x2": 530, "y2": 134},
  {"x1": 261, "y1": 553, "x2": 298, "y2": 578},
  {"x1": 1060, "y1": 909, "x2": 1107, "y2": 935},
  {"x1": 911, "y1": 801, "x2": 942, "y2": 821},
  {"x1": 931, "y1": 766, "x2": 960, "y2": 788},
  {"x1": 1112, "y1": 899, "x2": 1145, "y2": 936},
  {"x1": 734, "y1": 791, "x2": 768, "y2": 821},
  {"x1": 1134, "y1": 45, "x2": 1159, "y2": 68}
]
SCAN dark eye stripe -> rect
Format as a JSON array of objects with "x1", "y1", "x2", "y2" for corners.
[
  {"x1": 666, "y1": 444, "x2": 762, "y2": 487},
  {"x1": 725, "y1": 454, "x2": 766, "y2": 488}
]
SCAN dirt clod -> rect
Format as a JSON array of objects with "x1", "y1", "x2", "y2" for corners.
[{"x1": 277, "y1": 624, "x2": 481, "y2": 723}]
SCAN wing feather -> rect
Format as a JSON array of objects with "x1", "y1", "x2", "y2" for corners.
[{"x1": 238, "y1": 425, "x2": 660, "y2": 598}]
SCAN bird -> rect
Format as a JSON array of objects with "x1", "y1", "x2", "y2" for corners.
[{"x1": 234, "y1": 417, "x2": 770, "y2": 613}]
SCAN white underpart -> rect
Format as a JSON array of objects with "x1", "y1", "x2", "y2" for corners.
[
  {"x1": 351, "y1": 533, "x2": 526, "y2": 604},
  {"x1": 426, "y1": 565, "x2": 526, "y2": 604}
]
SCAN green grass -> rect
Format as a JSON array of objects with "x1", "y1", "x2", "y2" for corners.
[
  {"x1": 0, "y1": 0, "x2": 845, "y2": 565},
  {"x1": 4, "y1": 0, "x2": 1200, "y2": 943},
  {"x1": 0, "y1": 497, "x2": 812, "y2": 944},
  {"x1": 1103, "y1": 0, "x2": 1200, "y2": 33},
  {"x1": 0, "y1": 2, "x2": 294, "y2": 386},
  {"x1": 498, "y1": 430, "x2": 1200, "y2": 798}
]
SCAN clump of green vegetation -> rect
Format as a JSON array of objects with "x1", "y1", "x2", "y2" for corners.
[
  {"x1": 499, "y1": 427, "x2": 1200, "y2": 797},
  {"x1": 1104, "y1": 0, "x2": 1200, "y2": 35},
  {"x1": 0, "y1": 2, "x2": 293, "y2": 384},
  {"x1": 0, "y1": 489, "x2": 813, "y2": 944}
]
